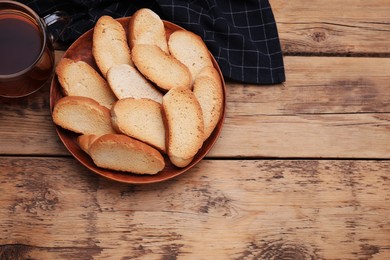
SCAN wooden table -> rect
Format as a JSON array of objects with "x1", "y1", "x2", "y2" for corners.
[{"x1": 1, "y1": 1, "x2": 389, "y2": 259}]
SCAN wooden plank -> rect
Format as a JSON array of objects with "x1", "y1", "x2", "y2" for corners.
[
  {"x1": 1, "y1": 56, "x2": 389, "y2": 158},
  {"x1": 213, "y1": 56, "x2": 390, "y2": 158},
  {"x1": 0, "y1": 157, "x2": 389, "y2": 259},
  {"x1": 227, "y1": 56, "x2": 390, "y2": 115},
  {"x1": 211, "y1": 112, "x2": 390, "y2": 158},
  {"x1": 271, "y1": 0, "x2": 390, "y2": 55}
]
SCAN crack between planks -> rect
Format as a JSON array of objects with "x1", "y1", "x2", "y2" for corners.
[
  {"x1": 279, "y1": 21, "x2": 390, "y2": 32},
  {"x1": 283, "y1": 52, "x2": 390, "y2": 57},
  {"x1": 201, "y1": 157, "x2": 390, "y2": 161},
  {"x1": 226, "y1": 111, "x2": 390, "y2": 117},
  {"x1": 0, "y1": 155, "x2": 389, "y2": 161},
  {"x1": 0, "y1": 243, "x2": 103, "y2": 255}
]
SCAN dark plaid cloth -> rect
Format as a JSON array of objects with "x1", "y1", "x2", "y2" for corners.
[{"x1": 19, "y1": 0, "x2": 285, "y2": 84}]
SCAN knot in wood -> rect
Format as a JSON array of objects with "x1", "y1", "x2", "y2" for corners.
[
  {"x1": 261, "y1": 242, "x2": 314, "y2": 260},
  {"x1": 11, "y1": 187, "x2": 59, "y2": 214},
  {"x1": 311, "y1": 31, "x2": 327, "y2": 42},
  {"x1": 0, "y1": 244, "x2": 31, "y2": 259},
  {"x1": 240, "y1": 240, "x2": 318, "y2": 260}
]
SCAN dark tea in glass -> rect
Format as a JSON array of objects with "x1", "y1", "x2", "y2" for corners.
[{"x1": 0, "y1": 1, "x2": 55, "y2": 98}]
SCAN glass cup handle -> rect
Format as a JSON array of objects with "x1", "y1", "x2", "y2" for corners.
[{"x1": 43, "y1": 11, "x2": 71, "y2": 49}]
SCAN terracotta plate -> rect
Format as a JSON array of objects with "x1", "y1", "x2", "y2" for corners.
[{"x1": 50, "y1": 17, "x2": 226, "y2": 184}]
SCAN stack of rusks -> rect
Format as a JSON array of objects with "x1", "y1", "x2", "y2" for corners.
[{"x1": 52, "y1": 8, "x2": 224, "y2": 175}]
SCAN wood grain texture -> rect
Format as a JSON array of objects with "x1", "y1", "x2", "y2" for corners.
[
  {"x1": 229, "y1": 56, "x2": 390, "y2": 115},
  {"x1": 272, "y1": 0, "x2": 390, "y2": 55},
  {"x1": 1, "y1": 5, "x2": 389, "y2": 260},
  {"x1": 212, "y1": 112, "x2": 390, "y2": 158},
  {"x1": 0, "y1": 157, "x2": 389, "y2": 259},
  {"x1": 1, "y1": 54, "x2": 389, "y2": 158}
]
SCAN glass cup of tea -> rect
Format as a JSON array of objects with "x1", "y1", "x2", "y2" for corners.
[{"x1": 0, "y1": 1, "x2": 68, "y2": 98}]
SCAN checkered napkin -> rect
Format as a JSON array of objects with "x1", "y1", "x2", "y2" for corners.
[{"x1": 20, "y1": 0, "x2": 285, "y2": 84}]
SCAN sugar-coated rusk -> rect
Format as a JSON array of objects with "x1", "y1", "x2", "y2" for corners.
[
  {"x1": 168, "y1": 30, "x2": 213, "y2": 81},
  {"x1": 162, "y1": 87, "x2": 204, "y2": 167},
  {"x1": 52, "y1": 96, "x2": 116, "y2": 135},
  {"x1": 107, "y1": 64, "x2": 162, "y2": 103},
  {"x1": 56, "y1": 58, "x2": 117, "y2": 109},
  {"x1": 132, "y1": 44, "x2": 192, "y2": 91},
  {"x1": 92, "y1": 15, "x2": 133, "y2": 77},
  {"x1": 193, "y1": 66, "x2": 224, "y2": 140},
  {"x1": 129, "y1": 8, "x2": 169, "y2": 53},
  {"x1": 111, "y1": 98, "x2": 166, "y2": 152},
  {"x1": 80, "y1": 134, "x2": 165, "y2": 174}
]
